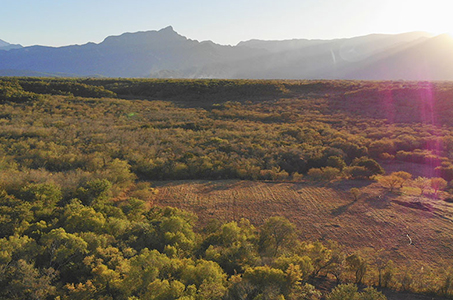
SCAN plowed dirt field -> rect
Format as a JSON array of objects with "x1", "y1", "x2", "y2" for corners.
[{"x1": 154, "y1": 180, "x2": 453, "y2": 267}]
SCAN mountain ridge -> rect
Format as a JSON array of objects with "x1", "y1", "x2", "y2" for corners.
[
  {"x1": 0, "y1": 39, "x2": 23, "y2": 51},
  {"x1": 0, "y1": 27, "x2": 451, "y2": 79}
]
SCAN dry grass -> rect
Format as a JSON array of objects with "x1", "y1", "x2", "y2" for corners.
[{"x1": 153, "y1": 179, "x2": 453, "y2": 268}]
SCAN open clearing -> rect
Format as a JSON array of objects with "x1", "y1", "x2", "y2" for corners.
[{"x1": 154, "y1": 180, "x2": 453, "y2": 267}]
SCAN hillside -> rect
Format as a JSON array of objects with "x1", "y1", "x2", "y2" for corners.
[{"x1": 346, "y1": 34, "x2": 453, "y2": 80}]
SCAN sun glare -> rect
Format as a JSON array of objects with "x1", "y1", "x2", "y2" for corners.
[{"x1": 383, "y1": 0, "x2": 452, "y2": 37}]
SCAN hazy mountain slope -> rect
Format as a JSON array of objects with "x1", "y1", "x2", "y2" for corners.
[
  {"x1": 345, "y1": 34, "x2": 453, "y2": 80},
  {"x1": 0, "y1": 27, "x2": 192, "y2": 77},
  {"x1": 198, "y1": 32, "x2": 431, "y2": 79},
  {"x1": 0, "y1": 39, "x2": 22, "y2": 51},
  {"x1": 0, "y1": 69, "x2": 72, "y2": 77},
  {"x1": 0, "y1": 27, "x2": 260, "y2": 77},
  {"x1": 237, "y1": 38, "x2": 329, "y2": 53},
  {"x1": 0, "y1": 27, "x2": 449, "y2": 79},
  {"x1": 238, "y1": 31, "x2": 430, "y2": 58},
  {"x1": 0, "y1": 39, "x2": 10, "y2": 48}
]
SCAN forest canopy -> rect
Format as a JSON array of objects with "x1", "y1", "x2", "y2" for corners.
[{"x1": 1, "y1": 78, "x2": 453, "y2": 299}]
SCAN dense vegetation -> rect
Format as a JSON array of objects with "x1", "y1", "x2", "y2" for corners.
[{"x1": 2, "y1": 77, "x2": 453, "y2": 299}]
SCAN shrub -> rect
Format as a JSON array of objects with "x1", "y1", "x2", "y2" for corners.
[
  {"x1": 350, "y1": 188, "x2": 361, "y2": 201},
  {"x1": 326, "y1": 156, "x2": 346, "y2": 171},
  {"x1": 291, "y1": 172, "x2": 304, "y2": 182},
  {"x1": 360, "y1": 287, "x2": 387, "y2": 300},
  {"x1": 322, "y1": 167, "x2": 341, "y2": 181},
  {"x1": 326, "y1": 284, "x2": 358, "y2": 300},
  {"x1": 351, "y1": 157, "x2": 384, "y2": 176},
  {"x1": 344, "y1": 166, "x2": 372, "y2": 180},
  {"x1": 307, "y1": 167, "x2": 340, "y2": 181},
  {"x1": 326, "y1": 284, "x2": 387, "y2": 300},
  {"x1": 307, "y1": 168, "x2": 324, "y2": 181}
]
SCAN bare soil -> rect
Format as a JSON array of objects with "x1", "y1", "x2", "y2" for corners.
[{"x1": 153, "y1": 179, "x2": 453, "y2": 269}]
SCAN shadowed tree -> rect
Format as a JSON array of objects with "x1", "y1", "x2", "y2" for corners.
[
  {"x1": 350, "y1": 188, "x2": 361, "y2": 201},
  {"x1": 326, "y1": 284, "x2": 386, "y2": 300},
  {"x1": 1, "y1": 259, "x2": 57, "y2": 300},
  {"x1": 351, "y1": 157, "x2": 384, "y2": 177},
  {"x1": 346, "y1": 253, "x2": 367, "y2": 285},
  {"x1": 259, "y1": 217, "x2": 298, "y2": 257}
]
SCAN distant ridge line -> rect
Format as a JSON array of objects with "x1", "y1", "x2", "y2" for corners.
[{"x1": 1, "y1": 28, "x2": 452, "y2": 80}]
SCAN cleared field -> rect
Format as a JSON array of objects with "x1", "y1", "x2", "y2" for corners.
[{"x1": 154, "y1": 180, "x2": 453, "y2": 267}]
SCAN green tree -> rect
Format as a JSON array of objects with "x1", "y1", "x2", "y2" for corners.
[
  {"x1": 326, "y1": 284, "x2": 358, "y2": 300},
  {"x1": 351, "y1": 157, "x2": 384, "y2": 177},
  {"x1": 20, "y1": 182, "x2": 62, "y2": 219},
  {"x1": 203, "y1": 220, "x2": 258, "y2": 275},
  {"x1": 102, "y1": 159, "x2": 137, "y2": 190},
  {"x1": 259, "y1": 217, "x2": 298, "y2": 257},
  {"x1": 76, "y1": 179, "x2": 112, "y2": 206},
  {"x1": 439, "y1": 267, "x2": 453, "y2": 296},
  {"x1": 62, "y1": 199, "x2": 106, "y2": 233},
  {"x1": 374, "y1": 175, "x2": 404, "y2": 192},
  {"x1": 142, "y1": 279, "x2": 186, "y2": 300},
  {"x1": 413, "y1": 177, "x2": 430, "y2": 195},
  {"x1": 159, "y1": 213, "x2": 197, "y2": 255},
  {"x1": 344, "y1": 166, "x2": 372, "y2": 180},
  {"x1": 321, "y1": 167, "x2": 341, "y2": 181},
  {"x1": 299, "y1": 240, "x2": 342, "y2": 278},
  {"x1": 381, "y1": 260, "x2": 395, "y2": 288},
  {"x1": 40, "y1": 228, "x2": 88, "y2": 282},
  {"x1": 0, "y1": 191, "x2": 33, "y2": 237},
  {"x1": 307, "y1": 168, "x2": 324, "y2": 181},
  {"x1": 360, "y1": 287, "x2": 387, "y2": 300},
  {"x1": 368, "y1": 140, "x2": 395, "y2": 158},
  {"x1": 181, "y1": 260, "x2": 227, "y2": 299},
  {"x1": 1, "y1": 259, "x2": 57, "y2": 300},
  {"x1": 326, "y1": 156, "x2": 346, "y2": 171},
  {"x1": 274, "y1": 254, "x2": 314, "y2": 282},
  {"x1": 120, "y1": 197, "x2": 147, "y2": 221},
  {"x1": 241, "y1": 265, "x2": 287, "y2": 299},
  {"x1": 346, "y1": 253, "x2": 367, "y2": 285},
  {"x1": 0, "y1": 235, "x2": 40, "y2": 274},
  {"x1": 122, "y1": 249, "x2": 172, "y2": 296},
  {"x1": 392, "y1": 171, "x2": 412, "y2": 188},
  {"x1": 326, "y1": 284, "x2": 387, "y2": 300},
  {"x1": 430, "y1": 177, "x2": 447, "y2": 198},
  {"x1": 287, "y1": 282, "x2": 321, "y2": 300}
]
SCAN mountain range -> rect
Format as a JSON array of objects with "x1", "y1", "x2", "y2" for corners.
[
  {"x1": 1, "y1": 26, "x2": 453, "y2": 80},
  {"x1": 0, "y1": 39, "x2": 22, "y2": 51}
]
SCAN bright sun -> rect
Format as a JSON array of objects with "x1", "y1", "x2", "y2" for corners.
[{"x1": 383, "y1": 0, "x2": 453, "y2": 37}]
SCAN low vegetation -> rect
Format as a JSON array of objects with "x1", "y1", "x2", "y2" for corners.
[{"x1": 1, "y1": 77, "x2": 453, "y2": 299}]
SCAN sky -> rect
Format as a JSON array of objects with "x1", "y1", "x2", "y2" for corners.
[{"x1": 2, "y1": 0, "x2": 452, "y2": 47}]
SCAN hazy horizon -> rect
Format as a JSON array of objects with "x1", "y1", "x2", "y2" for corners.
[
  {"x1": 1, "y1": 26, "x2": 439, "y2": 49},
  {"x1": 3, "y1": 0, "x2": 451, "y2": 47}
]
